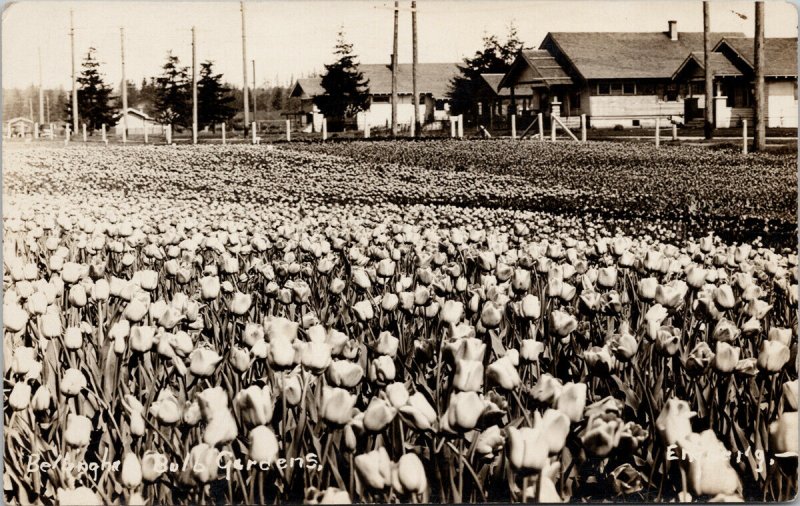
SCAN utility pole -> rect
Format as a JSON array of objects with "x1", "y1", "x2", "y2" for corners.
[
  {"x1": 252, "y1": 59, "x2": 257, "y2": 131},
  {"x1": 241, "y1": 1, "x2": 250, "y2": 135},
  {"x1": 70, "y1": 10, "x2": 79, "y2": 132},
  {"x1": 411, "y1": 0, "x2": 418, "y2": 138},
  {"x1": 391, "y1": 0, "x2": 399, "y2": 137},
  {"x1": 703, "y1": 1, "x2": 713, "y2": 139},
  {"x1": 28, "y1": 98, "x2": 33, "y2": 121},
  {"x1": 192, "y1": 26, "x2": 198, "y2": 144},
  {"x1": 46, "y1": 95, "x2": 51, "y2": 124},
  {"x1": 38, "y1": 47, "x2": 44, "y2": 126},
  {"x1": 121, "y1": 27, "x2": 128, "y2": 143},
  {"x1": 753, "y1": 0, "x2": 766, "y2": 151}
]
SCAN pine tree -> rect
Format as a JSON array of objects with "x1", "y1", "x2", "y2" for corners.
[
  {"x1": 154, "y1": 52, "x2": 190, "y2": 127},
  {"x1": 447, "y1": 24, "x2": 525, "y2": 119},
  {"x1": 197, "y1": 61, "x2": 235, "y2": 131},
  {"x1": 65, "y1": 47, "x2": 115, "y2": 132},
  {"x1": 314, "y1": 30, "x2": 369, "y2": 128}
]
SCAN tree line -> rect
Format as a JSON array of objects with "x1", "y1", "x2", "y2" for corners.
[{"x1": 4, "y1": 48, "x2": 297, "y2": 132}]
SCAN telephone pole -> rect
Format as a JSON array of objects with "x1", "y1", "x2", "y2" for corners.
[
  {"x1": 703, "y1": 1, "x2": 713, "y2": 139},
  {"x1": 192, "y1": 26, "x2": 198, "y2": 144},
  {"x1": 70, "y1": 10, "x2": 79, "y2": 132},
  {"x1": 38, "y1": 47, "x2": 44, "y2": 126},
  {"x1": 391, "y1": 0, "x2": 399, "y2": 137},
  {"x1": 46, "y1": 95, "x2": 51, "y2": 124},
  {"x1": 252, "y1": 59, "x2": 257, "y2": 131},
  {"x1": 241, "y1": 1, "x2": 250, "y2": 134},
  {"x1": 121, "y1": 27, "x2": 128, "y2": 143},
  {"x1": 411, "y1": 0, "x2": 418, "y2": 137},
  {"x1": 753, "y1": 0, "x2": 766, "y2": 151}
]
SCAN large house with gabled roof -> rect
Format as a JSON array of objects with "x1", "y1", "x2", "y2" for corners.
[{"x1": 499, "y1": 21, "x2": 748, "y2": 128}]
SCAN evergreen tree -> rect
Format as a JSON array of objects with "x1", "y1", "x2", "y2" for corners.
[
  {"x1": 197, "y1": 61, "x2": 235, "y2": 131},
  {"x1": 447, "y1": 23, "x2": 525, "y2": 120},
  {"x1": 138, "y1": 78, "x2": 158, "y2": 117},
  {"x1": 154, "y1": 52, "x2": 190, "y2": 127},
  {"x1": 314, "y1": 30, "x2": 369, "y2": 127},
  {"x1": 65, "y1": 47, "x2": 115, "y2": 132}
]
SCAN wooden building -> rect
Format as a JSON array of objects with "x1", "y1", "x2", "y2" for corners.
[
  {"x1": 499, "y1": 21, "x2": 745, "y2": 128},
  {"x1": 290, "y1": 63, "x2": 460, "y2": 131}
]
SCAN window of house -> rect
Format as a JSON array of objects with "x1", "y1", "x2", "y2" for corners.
[
  {"x1": 690, "y1": 82, "x2": 704, "y2": 96},
  {"x1": 597, "y1": 83, "x2": 610, "y2": 95},
  {"x1": 435, "y1": 99, "x2": 446, "y2": 111},
  {"x1": 639, "y1": 83, "x2": 656, "y2": 95},
  {"x1": 622, "y1": 82, "x2": 636, "y2": 95},
  {"x1": 610, "y1": 83, "x2": 623, "y2": 95},
  {"x1": 372, "y1": 95, "x2": 390, "y2": 103},
  {"x1": 665, "y1": 84, "x2": 679, "y2": 102}
]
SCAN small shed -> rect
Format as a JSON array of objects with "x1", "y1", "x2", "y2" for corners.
[
  {"x1": 6, "y1": 117, "x2": 35, "y2": 137},
  {"x1": 114, "y1": 108, "x2": 160, "y2": 136}
]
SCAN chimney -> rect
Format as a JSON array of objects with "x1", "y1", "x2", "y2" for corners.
[{"x1": 668, "y1": 20, "x2": 678, "y2": 41}]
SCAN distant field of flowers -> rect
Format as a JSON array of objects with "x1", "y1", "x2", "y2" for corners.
[{"x1": 2, "y1": 143, "x2": 797, "y2": 504}]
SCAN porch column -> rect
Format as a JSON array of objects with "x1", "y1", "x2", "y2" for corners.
[{"x1": 714, "y1": 94, "x2": 731, "y2": 128}]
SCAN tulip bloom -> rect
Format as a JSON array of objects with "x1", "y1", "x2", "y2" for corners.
[
  {"x1": 60, "y1": 368, "x2": 87, "y2": 396},
  {"x1": 363, "y1": 397, "x2": 398, "y2": 432},
  {"x1": 538, "y1": 408, "x2": 571, "y2": 454},
  {"x1": 249, "y1": 425, "x2": 280, "y2": 463},
  {"x1": 321, "y1": 386, "x2": 356, "y2": 425},
  {"x1": 327, "y1": 360, "x2": 364, "y2": 388},
  {"x1": 487, "y1": 356, "x2": 521, "y2": 390},
  {"x1": 655, "y1": 398, "x2": 695, "y2": 445},
  {"x1": 120, "y1": 453, "x2": 143, "y2": 488},
  {"x1": 396, "y1": 452, "x2": 427, "y2": 495},
  {"x1": 234, "y1": 384, "x2": 274, "y2": 426},
  {"x1": 445, "y1": 391, "x2": 485, "y2": 431},
  {"x1": 228, "y1": 292, "x2": 252, "y2": 315},
  {"x1": 453, "y1": 359, "x2": 484, "y2": 392},
  {"x1": 355, "y1": 447, "x2": 393, "y2": 489},
  {"x1": 57, "y1": 487, "x2": 102, "y2": 506},
  {"x1": 399, "y1": 392, "x2": 438, "y2": 431},
  {"x1": 556, "y1": 382, "x2": 587, "y2": 422},
  {"x1": 353, "y1": 299, "x2": 375, "y2": 321},
  {"x1": 9, "y1": 382, "x2": 31, "y2": 410},
  {"x1": 758, "y1": 340, "x2": 790, "y2": 372},
  {"x1": 65, "y1": 413, "x2": 92, "y2": 447},
  {"x1": 551, "y1": 310, "x2": 578, "y2": 338},
  {"x1": 507, "y1": 426, "x2": 549, "y2": 471},
  {"x1": 713, "y1": 342, "x2": 740, "y2": 374},
  {"x1": 682, "y1": 430, "x2": 741, "y2": 496},
  {"x1": 769, "y1": 411, "x2": 798, "y2": 457}
]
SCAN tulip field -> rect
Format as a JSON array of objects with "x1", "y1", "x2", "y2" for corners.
[{"x1": 2, "y1": 141, "x2": 798, "y2": 504}]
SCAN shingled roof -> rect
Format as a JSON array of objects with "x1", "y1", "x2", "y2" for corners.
[
  {"x1": 480, "y1": 73, "x2": 534, "y2": 97},
  {"x1": 672, "y1": 52, "x2": 744, "y2": 80},
  {"x1": 543, "y1": 31, "x2": 746, "y2": 80},
  {"x1": 713, "y1": 37, "x2": 797, "y2": 77},
  {"x1": 290, "y1": 63, "x2": 460, "y2": 99},
  {"x1": 497, "y1": 49, "x2": 574, "y2": 90}
]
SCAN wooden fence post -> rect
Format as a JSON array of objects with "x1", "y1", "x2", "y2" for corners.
[
  {"x1": 252, "y1": 122, "x2": 257, "y2": 144},
  {"x1": 450, "y1": 117, "x2": 456, "y2": 138},
  {"x1": 655, "y1": 118, "x2": 660, "y2": 147},
  {"x1": 364, "y1": 113, "x2": 370, "y2": 139},
  {"x1": 34, "y1": 122, "x2": 40, "y2": 139},
  {"x1": 672, "y1": 123, "x2": 677, "y2": 141},
  {"x1": 82, "y1": 124, "x2": 87, "y2": 142},
  {"x1": 457, "y1": 114, "x2": 464, "y2": 139},
  {"x1": 144, "y1": 125, "x2": 149, "y2": 144},
  {"x1": 580, "y1": 114, "x2": 586, "y2": 142},
  {"x1": 222, "y1": 123, "x2": 226, "y2": 144},
  {"x1": 65, "y1": 124, "x2": 70, "y2": 142},
  {"x1": 322, "y1": 118, "x2": 328, "y2": 141},
  {"x1": 537, "y1": 113, "x2": 544, "y2": 141},
  {"x1": 742, "y1": 119, "x2": 748, "y2": 155},
  {"x1": 286, "y1": 119, "x2": 291, "y2": 141},
  {"x1": 101, "y1": 124, "x2": 107, "y2": 143},
  {"x1": 166, "y1": 124, "x2": 172, "y2": 144},
  {"x1": 551, "y1": 118, "x2": 556, "y2": 142},
  {"x1": 511, "y1": 114, "x2": 517, "y2": 139}
]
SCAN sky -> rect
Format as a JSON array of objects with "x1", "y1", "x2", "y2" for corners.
[{"x1": 2, "y1": 0, "x2": 798, "y2": 90}]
